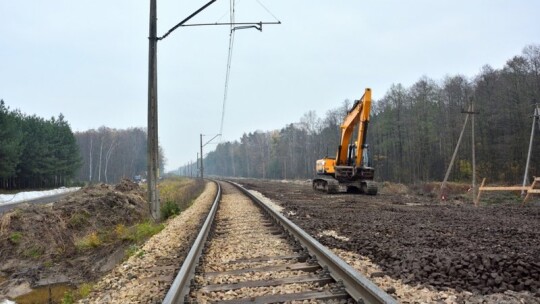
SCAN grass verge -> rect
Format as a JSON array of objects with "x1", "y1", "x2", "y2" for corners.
[{"x1": 158, "y1": 177, "x2": 205, "y2": 220}]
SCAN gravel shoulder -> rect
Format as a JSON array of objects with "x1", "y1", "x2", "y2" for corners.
[{"x1": 80, "y1": 181, "x2": 217, "y2": 303}]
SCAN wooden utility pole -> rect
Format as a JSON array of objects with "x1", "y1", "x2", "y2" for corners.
[
  {"x1": 463, "y1": 102, "x2": 479, "y2": 202},
  {"x1": 197, "y1": 152, "x2": 200, "y2": 178},
  {"x1": 147, "y1": 0, "x2": 160, "y2": 221},
  {"x1": 440, "y1": 102, "x2": 479, "y2": 202},
  {"x1": 440, "y1": 105, "x2": 471, "y2": 200},
  {"x1": 145, "y1": 0, "x2": 278, "y2": 219},
  {"x1": 471, "y1": 102, "x2": 477, "y2": 202}
]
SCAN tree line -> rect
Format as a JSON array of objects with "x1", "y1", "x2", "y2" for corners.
[
  {"x1": 0, "y1": 100, "x2": 166, "y2": 189},
  {"x1": 191, "y1": 44, "x2": 540, "y2": 185},
  {"x1": 74, "y1": 127, "x2": 165, "y2": 184},
  {"x1": 0, "y1": 101, "x2": 81, "y2": 190}
]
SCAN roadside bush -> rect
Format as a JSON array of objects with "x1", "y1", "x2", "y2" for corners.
[
  {"x1": 76, "y1": 231, "x2": 102, "y2": 250},
  {"x1": 161, "y1": 200, "x2": 181, "y2": 220},
  {"x1": 114, "y1": 224, "x2": 127, "y2": 239},
  {"x1": 135, "y1": 221, "x2": 164, "y2": 240},
  {"x1": 123, "y1": 221, "x2": 164, "y2": 243},
  {"x1": 159, "y1": 177, "x2": 205, "y2": 213},
  {"x1": 23, "y1": 245, "x2": 44, "y2": 258},
  {"x1": 77, "y1": 283, "x2": 93, "y2": 298},
  {"x1": 62, "y1": 291, "x2": 74, "y2": 304},
  {"x1": 9, "y1": 231, "x2": 22, "y2": 244},
  {"x1": 68, "y1": 212, "x2": 89, "y2": 228}
]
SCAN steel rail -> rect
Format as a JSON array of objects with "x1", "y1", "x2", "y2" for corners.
[
  {"x1": 162, "y1": 180, "x2": 222, "y2": 304},
  {"x1": 230, "y1": 181, "x2": 397, "y2": 304},
  {"x1": 164, "y1": 179, "x2": 395, "y2": 303}
]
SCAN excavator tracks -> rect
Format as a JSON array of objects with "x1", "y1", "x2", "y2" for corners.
[
  {"x1": 312, "y1": 178, "x2": 378, "y2": 195},
  {"x1": 363, "y1": 181, "x2": 378, "y2": 195},
  {"x1": 163, "y1": 181, "x2": 395, "y2": 304},
  {"x1": 312, "y1": 177, "x2": 340, "y2": 194}
]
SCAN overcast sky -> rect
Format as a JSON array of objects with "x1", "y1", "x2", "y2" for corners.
[{"x1": 1, "y1": 1, "x2": 539, "y2": 172}]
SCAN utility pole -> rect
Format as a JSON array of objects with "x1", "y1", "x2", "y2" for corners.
[
  {"x1": 462, "y1": 101, "x2": 479, "y2": 203},
  {"x1": 199, "y1": 133, "x2": 221, "y2": 180},
  {"x1": 200, "y1": 134, "x2": 204, "y2": 179},
  {"x1": 522, "y1": 104, "x2": 540, "y2": 196},
  {"x1": 147, "y1": 0, "x2": 160, "y2": 221},
  {"x1": 145, "y1": 0, "x2": 279, "y2": 221},
  {"x1": 470, "y1": 102, "x2": 477, "y2": 202},
  {"x1": 440, "y1": 105, "x2": 471, "y2": 200},
  {"x1": 197, "y1": 152, "x2": 200, "y2": 179},
  {"x1": 440, "y1": 102, "x2": 479, "y2": 202}
]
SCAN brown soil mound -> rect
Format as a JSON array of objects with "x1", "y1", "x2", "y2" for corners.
[
  {"x1": 114, "y1": 178, "x2": 141, "y2": 192},
  {"x1": 0, "y1": 181, "x2": 149, "y2": 296}
]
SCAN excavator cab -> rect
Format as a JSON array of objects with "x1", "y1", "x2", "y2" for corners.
[
  {"x1": 346, "y1": 143, "x2": 357, "y2": 166},
  {"x1": 362, "y1": 144, "x2": 371, "y2": 167},
  {"x1": 345, "y1": 142, "x2": 371, "y2": 167}
]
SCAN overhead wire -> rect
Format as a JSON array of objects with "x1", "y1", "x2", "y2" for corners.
[
  {"x1": 217, "y1": 0, "x2": 279, "y2": 141},
  {"x1": 218, "y1": 0, "x2": 236, "y2": 140},
  {"x1": 255, "y1": 0, "x2": 280, "y2": 22}
]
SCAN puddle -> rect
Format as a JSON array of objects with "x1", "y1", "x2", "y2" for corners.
[{"x1": 14, "y1": 284, "x2": 75, "y2": 304}]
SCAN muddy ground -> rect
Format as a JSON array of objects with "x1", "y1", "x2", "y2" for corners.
[
  {"x1": 237, "y1": 179, "x2": 540, "y2": 298},
  {"x1": 0, "y1": 180, "x2": 148, "y2": 300}
]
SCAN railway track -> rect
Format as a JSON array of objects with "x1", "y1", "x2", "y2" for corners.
[{"x1": 163, "y1": 181, "x2": 396, "y2": 303}]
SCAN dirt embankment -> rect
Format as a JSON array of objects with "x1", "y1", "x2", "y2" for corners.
[
  {"x1": 0, "y1": 179, "x2": 148, "y2": 299},
  {"x1": 81, "y1": 181, "x2": 216, "y2": 303},
  {"x1": 238, "y1": 179, "x2": 540, "y2": 302}
]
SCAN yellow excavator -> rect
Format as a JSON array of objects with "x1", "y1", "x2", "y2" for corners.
[{"x1": 312, "y1": 88, "x2": 377, "y2": 194}]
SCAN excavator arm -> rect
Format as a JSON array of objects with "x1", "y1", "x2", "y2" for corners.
[{"x1": 336, "y1": 88, "x2": 372, "y2": 167}]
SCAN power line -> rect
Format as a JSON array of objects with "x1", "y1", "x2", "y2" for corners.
[
  {"x1": 256, "y1": 0, "x2": 280, "y2": 22},
  {"x1": 218, "y1": 0, "x2": 280, "y2": 140},
  {"x1": 219, "y1": 0, "x2": 236, "y2": 139}
]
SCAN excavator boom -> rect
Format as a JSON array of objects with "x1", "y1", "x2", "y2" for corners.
[{"x1": 336, "y1": 88, "x2": 372, "y2": 167}]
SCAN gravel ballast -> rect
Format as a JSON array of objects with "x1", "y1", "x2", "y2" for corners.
[{"x1": 190, "y1": 182, "x2": 352, "y2": 303}]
